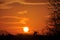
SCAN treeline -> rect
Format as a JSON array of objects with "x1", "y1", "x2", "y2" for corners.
[{"x1": 0, "y1": 32, "x2": 60, "y2": 40}]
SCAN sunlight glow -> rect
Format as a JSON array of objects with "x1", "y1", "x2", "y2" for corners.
[{"x1": 23, "y1": 27, "x2": 29, "y2": 32}]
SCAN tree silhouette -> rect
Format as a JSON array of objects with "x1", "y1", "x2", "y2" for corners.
[
  {"x1": 47, "y1": 0, "x2": 60, "y2": 35},
  {"x1": 0, "y1": 30, "x2": 9, "y2": 36}
]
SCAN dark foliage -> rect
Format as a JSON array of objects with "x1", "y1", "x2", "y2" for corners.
[
  {"x1": 47, "y1": 0, "x2": 60, "y2": 36},
  {"x1": 0, "y1": 32, "x2": 60, "y2": 40}
]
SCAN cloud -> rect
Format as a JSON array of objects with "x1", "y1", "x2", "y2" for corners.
[
  {"x1": 0, "y1": 18, "x2": 29, "y2": 24},
  {"x1": 0, "y1": 16, "x2": 19, "y2": 19},
  {"x1": 0, "y1": 16, "x2": 29, "y2": 25},
  {"x1": 21, "y1": 0, "x2": 49, "y2": 5},
  {"x1": 18, "y1": 10, "x2": 28, "y2": 14},
  {"x1": 0, "y1": 0, "x2": 23, "y2": 5},
  {"x1": 0, "y1": 0, "x2": 20, "y2": 9},
  {"x1": 24, "y1": 0, "x2": 48, "y2": 3},
  {"x1": 0, "y1": 0, "x2": 49, "y2": 9},
  {"x1": 0, "y1": 22, "x2": 21, "y2": 24},
  {"x1": 20, "y1": 18, "x2": 29, "y2": 24},
  {"x1": 20, "y1": 2, "x2": 49, "y2": 5},
  {"x1": 0, "y1": 0, "x2": 12, "y2": 9},
  {"x1": 16, "y1": 0, "x2": 49, "y2": 5},
  {"x1": 0, "y1": 0, "x2": 5, "y2": 4},
  {"x1": 0, "y1": 5, "x2": 12, "y2": 9}
]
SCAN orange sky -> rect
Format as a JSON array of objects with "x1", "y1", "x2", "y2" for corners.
[{"x1": 0, "y1": 0, "x2": 50, "y2": 35}]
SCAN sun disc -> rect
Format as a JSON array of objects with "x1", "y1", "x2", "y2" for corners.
[{"x1": 23, "y1": 27, "x2": 29, "y2": 32}]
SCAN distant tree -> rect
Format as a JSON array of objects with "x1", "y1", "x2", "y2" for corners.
[
  {"x1": 0, "y1": 30, "x2": 9, "y2": 36},
  {"x1": 46, "y1": 0, "x2": 60, "y2": 35},
  {"x1": 33, "y1": 31, "x2": 38, "y2": 37}
]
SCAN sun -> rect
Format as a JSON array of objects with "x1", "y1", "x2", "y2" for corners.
[{"x1": 23, "y1": 27, "x2": 29, "y2": 33}]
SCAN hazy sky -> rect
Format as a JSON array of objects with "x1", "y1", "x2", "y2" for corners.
[{"x1": 0, "y1": 0, "x2": 50, "y2": 35}]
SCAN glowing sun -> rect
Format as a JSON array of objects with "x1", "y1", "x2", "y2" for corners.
[{"x1": 23, "y1": 27, "x2": 29, "y2": 32}]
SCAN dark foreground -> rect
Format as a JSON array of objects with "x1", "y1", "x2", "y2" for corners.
[{"x1": 0, "y1": 33, "x2": 60, "y2": 40}]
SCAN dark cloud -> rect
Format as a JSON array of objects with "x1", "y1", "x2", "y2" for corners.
[{"x1": 0, "y1": 0, "x2": 5, "y2": 4}]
